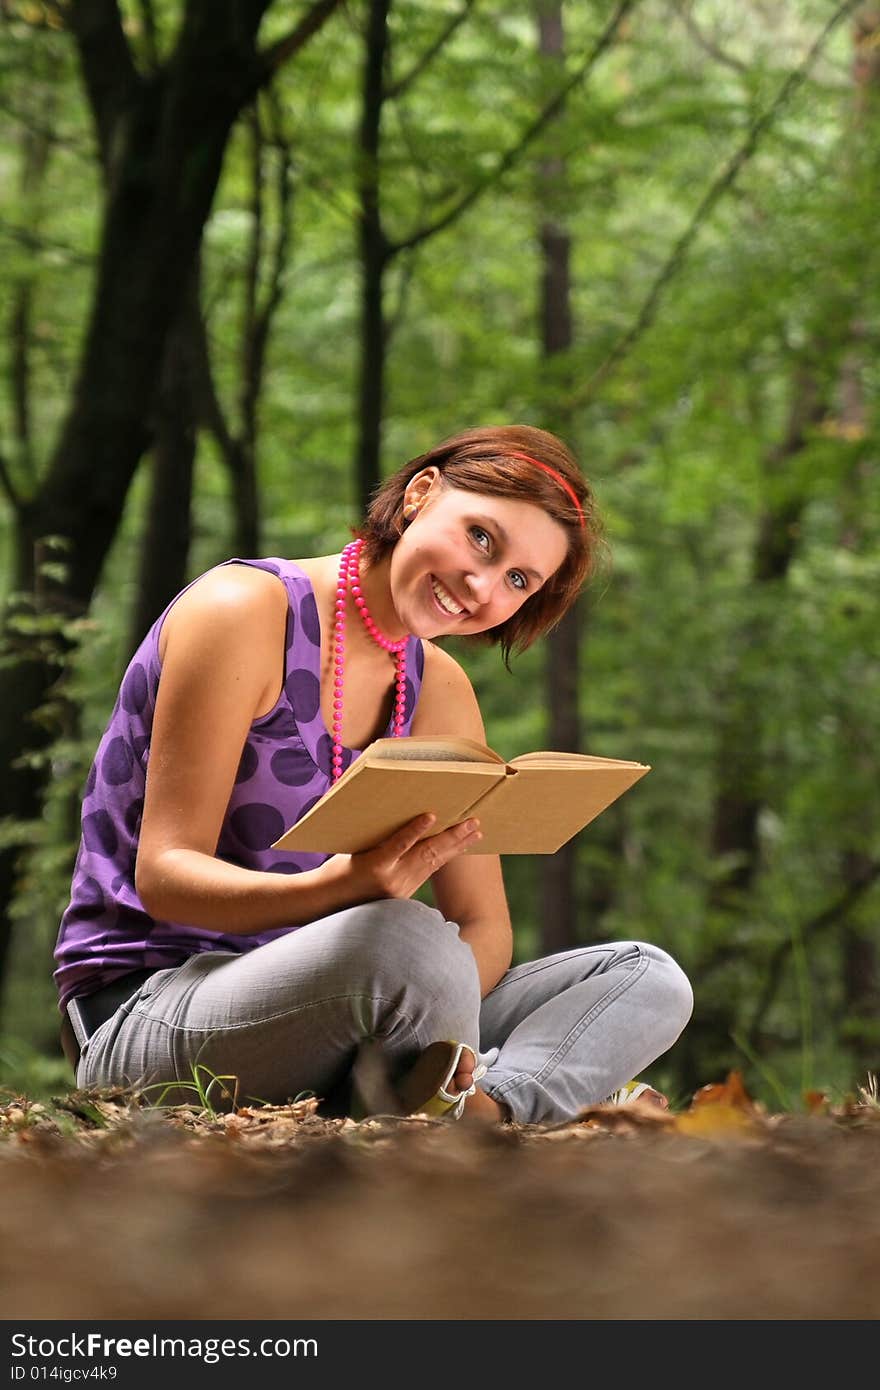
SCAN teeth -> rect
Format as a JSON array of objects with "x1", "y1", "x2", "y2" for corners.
[{"x1": 431, "y1": 578, "x2": 464, "y2": 615}]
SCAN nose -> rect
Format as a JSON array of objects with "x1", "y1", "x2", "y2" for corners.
[{"x1": 464, "y1": 568, "x2": 500, "y2": 607}]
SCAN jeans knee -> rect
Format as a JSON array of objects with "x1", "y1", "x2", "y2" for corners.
[
  {"x1": 344, "y1": 898, "x2": 480, "y2": 1011},
  {"x1": 388, "y1": 901, "x2": 478, "y2": 1000},
  {"x1": 642, "y1": 944, "x2": 694, "y2": 1035},
  {"x1": 339, "y1": 899, "x2": 479, "y2": 1051}
]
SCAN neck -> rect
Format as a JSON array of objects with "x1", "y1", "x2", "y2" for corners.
[{"x1": 354, "y1": 549, "x2": 408, "y2": 643}]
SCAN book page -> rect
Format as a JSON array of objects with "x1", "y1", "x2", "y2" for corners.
[
  {"x1": 364, "y1": 735, "x2": 506, "y2": 765},
  {"x1": 509, "y1": 751, "x2": 650, "y2": 770}
]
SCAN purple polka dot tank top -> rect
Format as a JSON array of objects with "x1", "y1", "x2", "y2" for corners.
[{"x1": 53, "y1": 557, "x2": 426, "y2": 1012}]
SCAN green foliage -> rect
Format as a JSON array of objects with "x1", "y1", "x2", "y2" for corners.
[
  {"x1": 0, "y1": 1034, "x2": 71, "y2": 1103},
  {"x1": 140, "y1": 1063, "x2": 243, "y2": 1115},
  {"x1": 0, "y1": 0, "x2": 877, "y2": 1106}
]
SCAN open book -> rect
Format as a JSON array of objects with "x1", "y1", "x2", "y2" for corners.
[{"x1": 272, "y1": 735, "x2": 650, "y2": 856}]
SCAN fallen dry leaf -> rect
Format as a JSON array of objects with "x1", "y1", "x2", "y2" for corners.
[
  {"x1": 673, "y1": 1069, "x2": 766, "y2": 1138},
  {"x1": 804, "y1": 1090, "x2": 829, "y2": 1114},
  {"x1": 689, "y1": 1070, "x2": 756, "y2": 1111}
]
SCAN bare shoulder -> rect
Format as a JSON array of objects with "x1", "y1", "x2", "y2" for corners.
[
  {"x1": 160, "y1": 563, "x2": 288, "y2": 660},
  {"x1": 421, "y1": 641, "x2": 474, "y2": 694},
  {"x1": 412, "y1": 641, "x2": 487, "y2": 741}
]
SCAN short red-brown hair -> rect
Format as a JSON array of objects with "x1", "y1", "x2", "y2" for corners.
[{"x1": 359, "y1": 425, "x2": 607, "y2": 660}]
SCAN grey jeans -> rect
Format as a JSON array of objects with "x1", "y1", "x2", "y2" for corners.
[{"x1": 74, "y1": 899, "x2": 693, "y2": 1124}]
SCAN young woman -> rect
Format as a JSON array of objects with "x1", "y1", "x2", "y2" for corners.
[{"x1": 54, "y1": 424, "x2": 692, "y2": 1123}]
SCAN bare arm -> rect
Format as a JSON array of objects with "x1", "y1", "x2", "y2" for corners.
[
  {"x1": 135, "y1": 566, "x2": 479, "y2": 933},
  {"x1": 410, "y1": 644, "x2": 514, "y2": 996}
]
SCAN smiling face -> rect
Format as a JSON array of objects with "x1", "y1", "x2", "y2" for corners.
[{"x1": 386, "y1": 471, "x2": 570, "y2": 640}]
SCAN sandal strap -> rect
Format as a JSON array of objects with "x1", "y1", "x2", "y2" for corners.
[
  {"x1": 437, "y1": 1060, "x2": 488, "y2": 1105},
  {"x1": 435, "y1": 1044, "x2": 486, "y2": 1104},
  {"x1": 608, "y1": 1080, "x2": 653, "y2": 1105}
]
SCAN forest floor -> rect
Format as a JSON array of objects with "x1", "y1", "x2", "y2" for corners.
[{"x1": 1, "y1": 1072, "x2": 879, "y2": 1321}]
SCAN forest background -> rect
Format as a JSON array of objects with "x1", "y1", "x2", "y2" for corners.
[{"x1": 0, "y1": 0, "x2": 876, "y2": 1113}]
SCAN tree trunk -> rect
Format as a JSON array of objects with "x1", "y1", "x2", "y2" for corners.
[
  {"x1": 535, "y1": 1, "x2": 583, "y2": 955},
  {"x1": 710, "y1": 367, "x2": 823, "y2": 909},
  {"x1": 841, "y1": 851, "x2": 880, "y2": 1080},
  {"x1": 675, "y1": 366, "x2": 827, "y2": 1086},
  {"x1": 836, "y1": 4, "x2": 879, "y2": 1079},
  {"x1": 127, "y1": 276, "x2": 201, "y2": 656},
  {"x1": 0, "y1": 0, "x2": 335, "y2": 1003},
  {"x1": 354, "y1": 0, "x2": 391, "y2": 513}
]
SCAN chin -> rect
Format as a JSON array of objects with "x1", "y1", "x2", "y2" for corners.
[{"x1": 413, "y1": 615, "x2": 451, "y2": 641}]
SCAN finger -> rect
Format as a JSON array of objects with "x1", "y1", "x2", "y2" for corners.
[
  {"x1": 408, "y1": 823, "x2": 479, "y2": 876},
  {"x1": 423, "y1": 818, "x2": 482, "y2": 861},
  {"x1": 384, "y1": 813, "x2": 436, "y2": 859}
]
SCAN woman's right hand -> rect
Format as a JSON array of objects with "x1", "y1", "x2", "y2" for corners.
[{"x1": 321, "y1": 813, "x2": 483, "y2": 903}]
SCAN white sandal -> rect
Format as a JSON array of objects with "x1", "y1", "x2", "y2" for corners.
[
  {"x1": 397, "y1": 1040, "x2": 488, "y2": 1119},
  {"x1": 607, "y1": 1080, "x2": 666, "y2": 1107}
]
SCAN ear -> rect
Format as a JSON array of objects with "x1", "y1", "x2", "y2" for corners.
[{"x1": 404, "y1": 466, "x2": 441, "y2": 509}]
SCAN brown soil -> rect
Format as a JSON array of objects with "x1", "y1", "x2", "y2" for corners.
[{"x1": 1, "y1": 1079, "x2": 878, "y2": 1321}]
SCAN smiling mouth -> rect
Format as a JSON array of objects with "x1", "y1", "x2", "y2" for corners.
[{"x1": 430, "y1": 576, "x2": 467, "y2": 617}]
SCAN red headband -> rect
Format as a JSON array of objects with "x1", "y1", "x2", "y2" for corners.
[{"x1": 507, "y1": 452, "x2": 586, "y2": 528}]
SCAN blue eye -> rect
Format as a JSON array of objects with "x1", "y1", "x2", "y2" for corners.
[
  {"x1": 509, "y1": 571, "x2": 527, "y2": 592},
  {"x1": 470, "y1": 526, "x2": 491, "y2": 550}
]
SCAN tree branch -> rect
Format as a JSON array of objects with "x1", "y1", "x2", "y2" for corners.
[
  {"x1": 67, "y1": 0, "x2": 140, "y2": 170},
  {"x1": 390, "y1": 0, "x2": 640, "y2": 256},
  {"x1": 190, "y1": 304, "x2": 236, "y2": 465},
  {"x1": 255, "y1": 90, "x2": 295, "y2": 357},
  {"x1": 384, "y1": 0, "x2": 476, "y2": 101},
  {"x1": 747, "y1": 860, "x2": 880, "y2": 1043},
  {"x1": 0, "y1": 93, "x2": 90, "y2": 158},
  {"x1": 9, "y1": 56, "x2": 58, "y2": 484},
  {"x1": 0, "y1": 448, "x2": 22, "y2": 511},
  {"x1": 242, "y1": 106, "x2": 265, "y2": 387},
  {"x1": 384, "y1": 244, "x2": 418, "y2": 348},
  {"x1": 0, "y1": 219, "x2": 94, "y2": 267},
  {"x1": 671, "y1": 0, "x2": 749, "y2": 76},
  {"x1": 240, "y1": 90, "x2": 294, "y2": 443},
  {"x1": 135, "y1": 0, "x2": 160, "y2": 70},
  {"x1": 254, "y1": 0, "x2": 346, "y2": 87},
  {"x1": 570, "y1": 0, "x2": 862, "y2": 408}
]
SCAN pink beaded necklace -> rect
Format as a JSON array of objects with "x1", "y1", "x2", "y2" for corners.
[{"x1": 331, "y1": 537, "x2": 409, "y2": 782}]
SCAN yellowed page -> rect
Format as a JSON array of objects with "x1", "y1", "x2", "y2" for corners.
[
  {"x1": 509, "y1": 751, "x2": 649, "y2": 769},
  {"x1": 363, "y1": 735, "x2": 506, "y2": 765}
]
